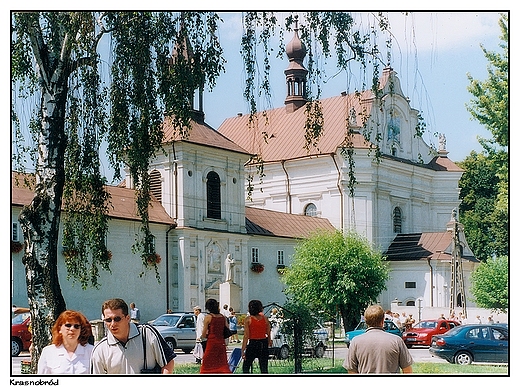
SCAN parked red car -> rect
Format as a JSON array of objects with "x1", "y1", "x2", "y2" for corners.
[
  {"x1": 402, "y1": 319, "x2": 460, "y2": 348},
  {"x1": 12, "y1": 312, "x2": 31, "y2": 356}
]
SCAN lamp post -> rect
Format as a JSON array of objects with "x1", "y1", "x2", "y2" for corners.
[{"x1": 417, "y1": 297, "x2": 423, "y2": 322}]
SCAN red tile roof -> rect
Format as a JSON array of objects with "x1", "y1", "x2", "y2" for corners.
[
  {"x1": 384, "y1": 232, "x2": 477, "y2": 262},
  {"x1": 245, "y1": 206, "x2": 336, "y2": 239},
  {"x1": 162, "y1": 116, "x2": 250, "y2": 155},
  {"x1": 427, "y1": 156, "x2": 464, "y2": 172},
  {"x1": 11, "y1": 172, "x2": 174, "y2": 225},
  {"x1": 218, "y1": 91, "x2": 373, "y2": 162}
]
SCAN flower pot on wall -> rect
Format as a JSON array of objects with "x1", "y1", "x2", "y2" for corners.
[
  {"x1": 251, "y1": 262, "x2": 264, "y2": 273},
  {"x1": 11, "y1": 241, "x2": 23, "y2": 254}
]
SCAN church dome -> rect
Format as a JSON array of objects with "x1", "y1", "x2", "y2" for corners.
[{"x1": 286, "y1": 29, "x2": 306, "y2": 62}]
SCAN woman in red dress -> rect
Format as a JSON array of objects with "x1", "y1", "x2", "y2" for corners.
[{"x1": 200, "y1": 298, "x2": 231, "y2": 374}]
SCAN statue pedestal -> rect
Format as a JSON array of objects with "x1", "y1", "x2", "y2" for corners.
[{"x1": 219, "y1": 281, "x2": 241, "y2": 313}]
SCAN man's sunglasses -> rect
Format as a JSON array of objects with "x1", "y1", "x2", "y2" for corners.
[
  {"x1": 103, "y1": 316, "x2": 125, "y2": 323},
  {"x1": 64, "y1": 323, "x2": 81, "y2": 329}
]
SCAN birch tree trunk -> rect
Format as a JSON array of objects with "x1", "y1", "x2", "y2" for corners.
[{"x1": 18, "y1": 64, "x2": 69, "y2": 372}]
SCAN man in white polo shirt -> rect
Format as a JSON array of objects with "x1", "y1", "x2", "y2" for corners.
[{"x1": 90, "y1": 298, "x2": 175, "y2": 374}]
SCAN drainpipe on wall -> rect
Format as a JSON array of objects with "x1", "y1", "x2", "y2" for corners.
[
  {"x1": 165, "y1": 223, "x2": 176, "y2": 312},
  {"x1": 427, "y1": 257, "x2": 434, "y2": 307},
  {"x1": 172, "y1": 143, "x2": 178, "y2": 220},
  {"x1": 281, "y1": 160, "x2": 291, "y2": 214},
  {"x1": 331, "y1": 153, "x2": 344, "y2": 231}
]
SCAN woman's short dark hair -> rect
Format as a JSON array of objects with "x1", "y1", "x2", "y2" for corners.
[
  {"x1": 248, "y1": 299, "x2": 263, "y2": 316},
  {"x1": 205, "y1": 298, "x2": 220, "y2": 314}
]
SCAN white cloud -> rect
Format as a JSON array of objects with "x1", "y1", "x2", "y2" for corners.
[{"x1": 387, "y1": 12, "x2": 502, "y2": 53}]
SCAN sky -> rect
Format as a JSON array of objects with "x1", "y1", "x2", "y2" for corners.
[{"x1": 201, "y1": 11, "x2": 505, "y2": 163}]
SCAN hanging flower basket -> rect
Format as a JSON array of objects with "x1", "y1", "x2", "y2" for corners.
[
  {"x1": 145, "y1": 252, "x2": 161, "y2": 266},
  {"x1": 250, "y1": 262, "x2": 264, "y2": 273},
  {"x1": 11, "y1": 241, "x2": 23, "y2": 253},
  {"x1": 62, "y1": 248, "x2": 79, "y2": 260},
  {"x1": 276, "y1": 264, "x2": 286, "y2": 275}
]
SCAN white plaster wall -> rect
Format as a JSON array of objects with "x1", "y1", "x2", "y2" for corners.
[
  {"x1": 243, "y1": 235, "x2": 297, "y2": 308},
  {"x1": 11, "y1": 212, "x2": 173, "y2": 322}
]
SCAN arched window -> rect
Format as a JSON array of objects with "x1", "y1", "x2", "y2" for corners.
[
  {"x1": 304, "y1": 203, "x2": 317, "y2": 217},
  {"x1": 206, "y1": 171, "x2": 221, "y2": 219},
  {"x1": 150, "y1": 170, "x2": 162, "y2": 202},
  {"x1": 393, "y1": 206, "x2": 402, "y2": 233}
]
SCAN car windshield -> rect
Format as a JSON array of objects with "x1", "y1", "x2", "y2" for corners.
[
  {"x1": 355, "y1": 321, "x2": 368, "y2": 330},
  {"x1": 152, "y1": 315, "x2": 180, "y2": 327},
  {"x1": 414, "y1": 321, "x2": 437, "y2": 329},
  {"x1": 440, "y1": 325, "x2": 464, "y2": 337},
  {"x1": 12, "y1": 313, "x2": 30, "y2": 325}
]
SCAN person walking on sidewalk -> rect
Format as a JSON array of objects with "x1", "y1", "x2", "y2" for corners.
[
  {"x1": 241, "y1": 299, "x2": 271, "y2": 374},
  {"x1": 200, "y1": 298, "x2": 231, "y2": 374},
  {"x1": 229, "y1": 308, "x2": 240, "y2": 343},
  {"x1": 193, "y1": 305, "x2": 206, "y2": 364}
]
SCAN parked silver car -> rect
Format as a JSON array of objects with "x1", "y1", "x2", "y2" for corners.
[
  {"x1": 269, "y1": 321, "x2": 328, "y2": 359},
  {"x1": 149, "y1": 312, "x2": 197, "y2": 353}
]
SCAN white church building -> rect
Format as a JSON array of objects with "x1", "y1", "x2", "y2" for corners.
[{"x1": 11, "y1": 30, "x2": 481, "y2": 323}]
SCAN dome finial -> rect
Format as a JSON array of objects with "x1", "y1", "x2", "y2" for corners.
[{"x1": 286, "y1": 17, "x2": 306, "y2": 63}]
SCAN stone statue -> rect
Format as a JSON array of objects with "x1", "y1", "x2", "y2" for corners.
[
  {"x1": 439, "y1": 133, "x2": 446, "y2": 151},
  {"x1": 349, "y1": 107, "x2": 357, "y2": 126},
  {"x1": 451, "y1": 208, "x2": 458, "y2": 221},
  {"x1": 225, "y1": 253, "x2": 234, "y2": 282}
]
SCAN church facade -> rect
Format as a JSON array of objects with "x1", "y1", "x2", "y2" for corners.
[
  {"x1": 11, "y1": 29, "x2": 479, "y2": 323},
  {"x1": 218, "y1": 29, "x2": 478, "y2": 311}
]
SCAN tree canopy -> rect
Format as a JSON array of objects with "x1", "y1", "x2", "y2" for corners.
[
  {"x1": 282, "y1": 230, "x2": 389, "y2": 331},
  {"x1": 459, "y1": 13, "x2": 508, "y2": 262},
  {"x1": 469, "y1": 255, "x2": 508, "y2": 313},
  {"x1": 458, "y1": 151, "x2": 508, "y2": 260},
  {"x1": 466, "y1": 13, "x2": 508, "y2": 148}
]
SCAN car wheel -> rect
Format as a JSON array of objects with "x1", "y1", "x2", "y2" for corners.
[
  {"x1": 12, "y1": 339, "x2": 21, "y2": 357},
  {"x1": 314, "y1": 343, "x2": 325, "y2": 358},
  {"x1": 405, "y1": 343, "x2": 413, "y2": 349},
  {"x1": 279, "y1": 344, "x2": 290, "y2": 360},
  {"x1": 165, "y1": 338, "x2": 176, "y2": 351},
  {"x1": 454, "y1": 351, "x2": 473, "y2": 365}
]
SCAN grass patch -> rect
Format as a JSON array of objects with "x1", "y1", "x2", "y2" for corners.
[
  {"x1": 173, "y1": 359, "x2": 508, "y2": 375},
  {"x1": 413, "y1": 362, "x2": 508, "y2": 374}
]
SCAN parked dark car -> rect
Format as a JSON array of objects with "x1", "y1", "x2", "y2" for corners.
[
  {"x1": 344, "y1": 320, "x2": 402, "y2": 348},
  {"x1": 429, "y1": 324, "x2": 508, "y2": 365},
  {"x1": 403, "y1": 319, "x2": 459, "y2": 348},
  {"x1": 12, "y1": 312, "x2": 31, "y2": 357},
  {"x1": 149, "y1": 312, "x2": 196, "y2": 353}
]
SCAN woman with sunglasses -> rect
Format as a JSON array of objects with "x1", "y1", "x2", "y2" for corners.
[{"x1": 37, "y1": 310, "x2": 94, "y2": 374}]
